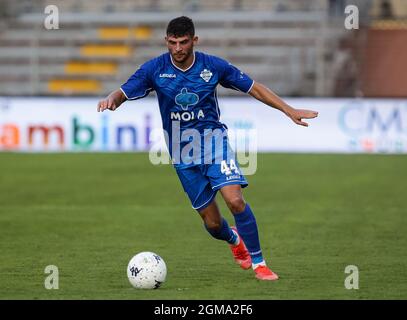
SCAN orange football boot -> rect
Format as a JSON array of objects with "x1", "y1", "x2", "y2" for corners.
[
  {"x1": 229, "y1": 226, "x2": 252, "y2": 270},
  {"x1": 254, "y1": 265, "x2": 279, "y2": 281}
]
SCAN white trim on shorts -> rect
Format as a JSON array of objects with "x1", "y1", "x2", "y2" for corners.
[
  {"x1": 211, "y1": 179, "x2": 245, "y2": 190},
  {"x1": 192, "y1": 190, "x2": 217, "y2": 210}
]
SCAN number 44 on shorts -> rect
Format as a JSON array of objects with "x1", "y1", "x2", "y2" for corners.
[{"x1": 221, "y1": 160, "x2": 240, "y2": 176}]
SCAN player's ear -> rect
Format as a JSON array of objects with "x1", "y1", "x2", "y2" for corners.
[{"x1": 193, "y1": 36, "x2": 198, "y2": 45}]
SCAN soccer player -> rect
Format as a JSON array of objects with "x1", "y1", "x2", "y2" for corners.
[{"x1": 97, "y1": 16, "x2": 318, "y2": 281}]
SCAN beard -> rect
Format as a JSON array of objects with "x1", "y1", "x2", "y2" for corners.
[{"x1": 171, "y1": 50, "x2": 192, "y2": 63}]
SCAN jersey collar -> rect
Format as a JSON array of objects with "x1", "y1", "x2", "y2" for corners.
[{"x1": 170, "y1": 51, "x2": 196, "y2": 72}]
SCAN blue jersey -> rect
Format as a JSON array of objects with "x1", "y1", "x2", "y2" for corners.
[{"x1": 120, "y1": 51, "x2": 254, "y2": 167}]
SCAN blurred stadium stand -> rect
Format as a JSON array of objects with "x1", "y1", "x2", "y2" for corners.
[{"x1": 0, "y1": 0, "x2": 405, "y2": 97}]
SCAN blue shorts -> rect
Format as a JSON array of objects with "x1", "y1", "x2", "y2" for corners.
[{"x1": 175, "y1": 160, "x2": 248, "y2": 211}]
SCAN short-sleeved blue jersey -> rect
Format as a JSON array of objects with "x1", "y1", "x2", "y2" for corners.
[{"x1": 120, "y1": 51, "x2": 254, "y2": 167}]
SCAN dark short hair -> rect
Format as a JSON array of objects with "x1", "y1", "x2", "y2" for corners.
[{"x1": 166, "y1": 16, "x2": 195, "y2": 38}]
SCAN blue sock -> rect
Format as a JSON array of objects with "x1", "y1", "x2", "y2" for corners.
[
  {"x1": 204, "y1": 217, "x2": 237, "y2": 245},
  {"x1": 233, "y1": 203, "x2": 264, "y2": 264}
]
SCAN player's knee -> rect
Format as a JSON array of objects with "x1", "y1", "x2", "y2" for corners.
[
  {"x1": 204, "y1": 218, "x2": 222, "y2": 231},
  {"x1": 227, "y1": 197, "x2": 246, "y2": 214}
]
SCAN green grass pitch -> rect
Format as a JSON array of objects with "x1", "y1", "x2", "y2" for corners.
[{"x1": 0, "y1": 153, "x2": 406, "y2": 299}]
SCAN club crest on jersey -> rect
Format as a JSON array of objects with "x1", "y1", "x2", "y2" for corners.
[
  {"x1": 200, "y1": 69, "x2": 213, "y2": 82},
  {"x1": 175, "y1": 87, "x2": 199, "y2": 111}
]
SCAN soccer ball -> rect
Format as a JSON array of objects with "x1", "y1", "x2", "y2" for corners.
[{"x1": 127, "y1": 252, "x2": 167, "y2": 289}]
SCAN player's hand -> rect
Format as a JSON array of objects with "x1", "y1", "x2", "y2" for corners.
[
  {"x1": 286, "y1": 108, "x2": 318, "y2": 127},
  {"x1": 97, "y1": 97, "x2": 118, "y2": 112}
]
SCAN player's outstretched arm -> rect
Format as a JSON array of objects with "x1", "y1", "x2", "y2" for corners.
[
  {"x1": 97, "y1": 89, "x2": 127, "y2": 112},
  {"x1": 248, "y1": 81, "x2": 318, "y2": 127}
]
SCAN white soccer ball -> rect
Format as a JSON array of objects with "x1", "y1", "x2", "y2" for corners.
[{"x1": 127, "y1": 252, "x2": 167, "y2": 289}]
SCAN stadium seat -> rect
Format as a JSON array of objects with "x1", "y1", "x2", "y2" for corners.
[
  {"x1": 80, "y1": 44, "x2": 132, "y2": 57},
  {"x1": 65, "y1": 61, "x2": 118, "y2": 75},
  {"x1": 133, "y1": 26, "x2": 152, "y2": 40},
  {"x1": 98, "y1": 26, "x2": 152, "y2": 40},
  {"x1": 48, "y1": 79, "x2": 102, "y2": 94},
  {"x1": 98, "y1": 27, "x2": 131, "y2": 39}
]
